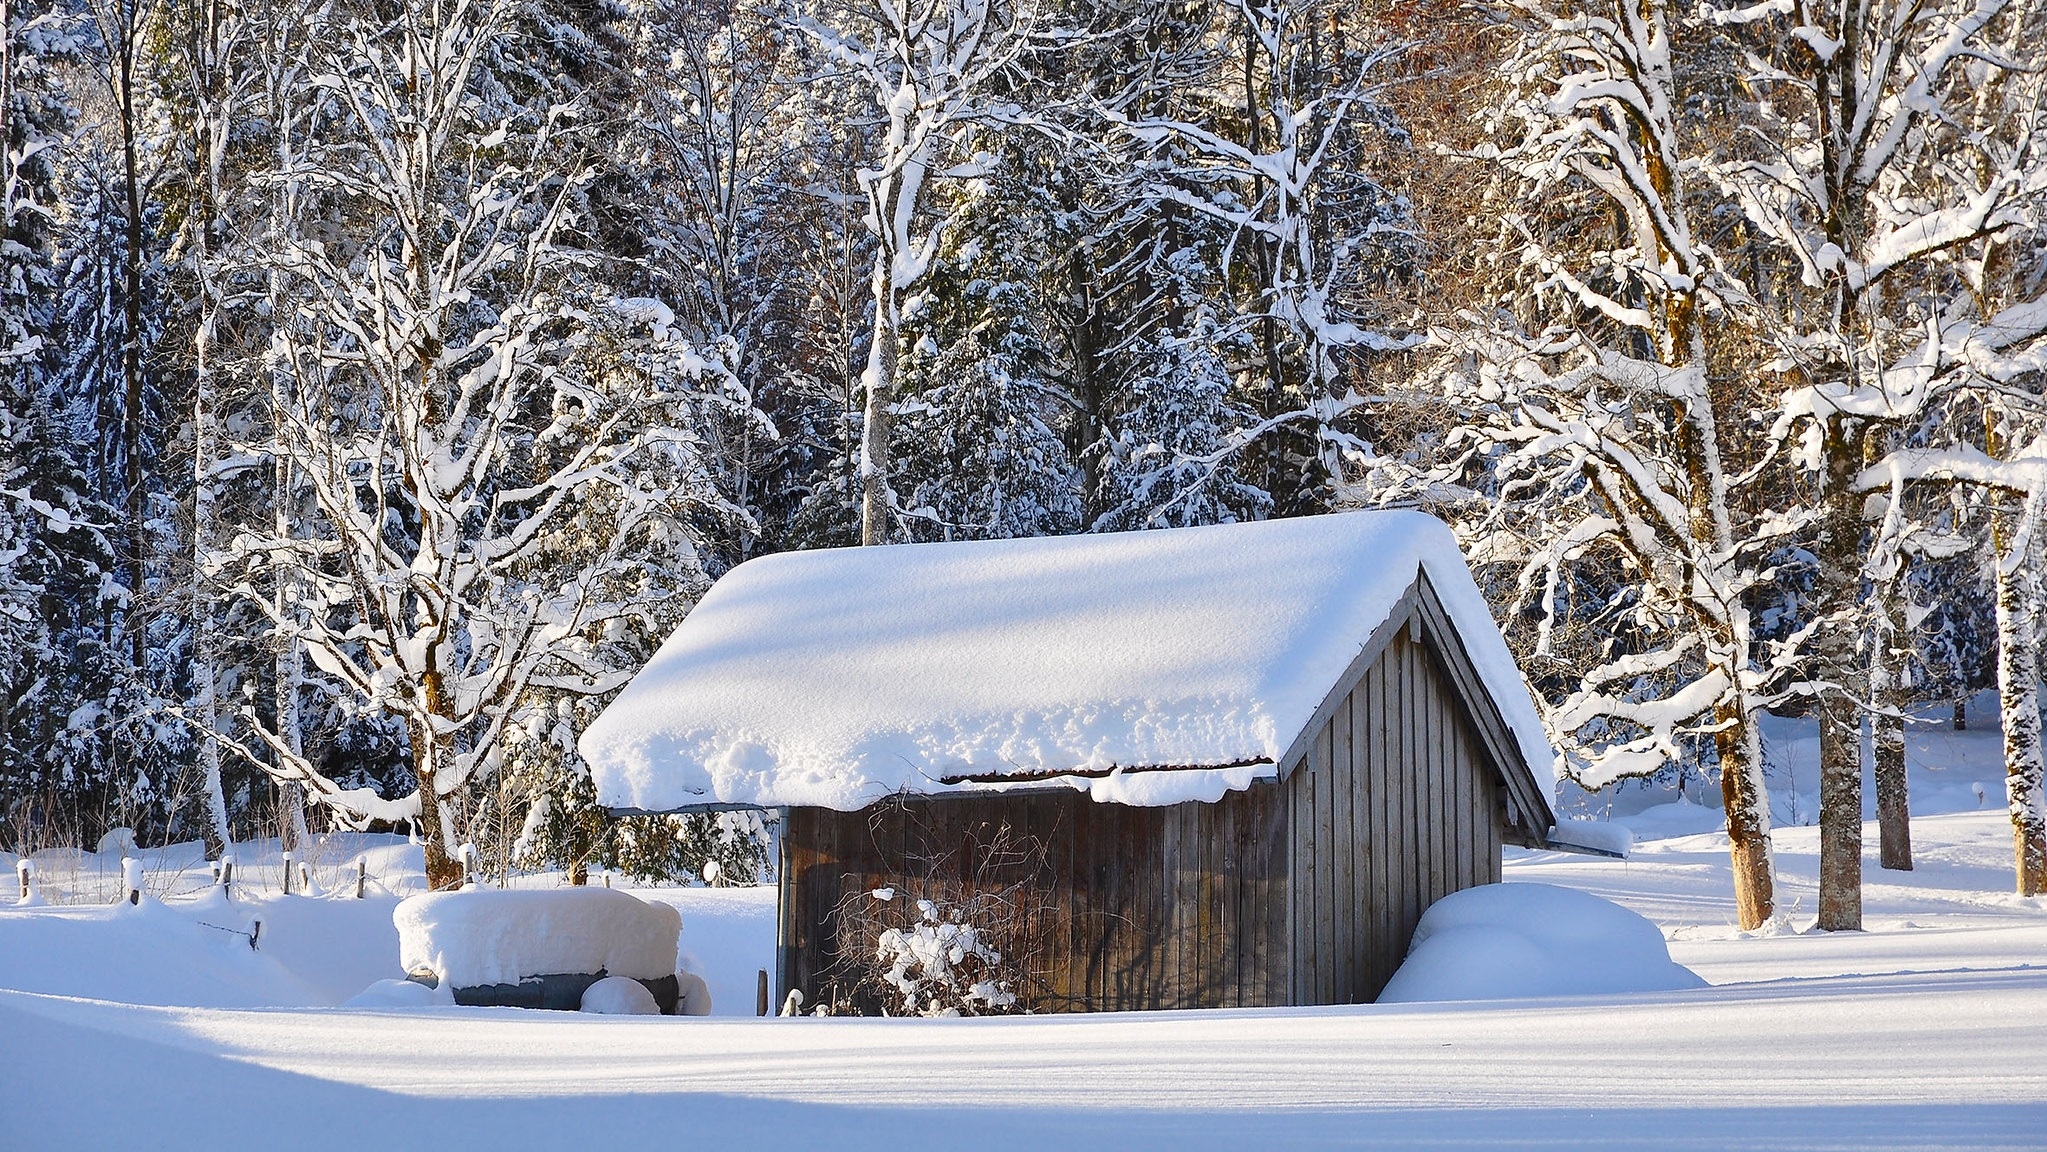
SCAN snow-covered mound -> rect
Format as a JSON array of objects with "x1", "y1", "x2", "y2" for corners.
[
  {"x1": 1378, "y1": 882, "x2": 1705, "y2": 1003},
  {"x1": 395, "y1": 888, "x2": 681, "y2": 988},
  {"x1": 581, "y1": 975, "x2": 661, "y2": 1014},
  {"x1": 582, "y1": 511, "x2": 1554, "y2": 812}
]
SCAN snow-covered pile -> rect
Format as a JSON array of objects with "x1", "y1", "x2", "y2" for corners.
[
  {"x1": 395, "y1": 888, "x2": 681, "y2": 988},
  {"x1": 1378, "y1": 882, "x2": 1704, "y2": 1003},
  {"x1": 580, "y1": 975, "x2": 662, "y2": 1015},
  {"x1": 583, "y1": 511, "x2": 1553, "y2": 812}
]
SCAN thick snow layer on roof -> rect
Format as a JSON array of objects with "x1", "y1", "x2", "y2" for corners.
[
  {"x1": 395, "y1": 888, "x2": 680, "y2": 988},
  {"x1": 582, "y1": 511, "x2": 1555, "y2": 813}
]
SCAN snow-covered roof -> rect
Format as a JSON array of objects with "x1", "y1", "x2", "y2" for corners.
[{"x1": 581, "y1": 511, "x2": 1556, "y2": 814}]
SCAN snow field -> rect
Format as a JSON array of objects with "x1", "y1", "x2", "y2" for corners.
[
  {"x1": 3, "y1": 705, "x2": 2046, "y2": 1149},
  {"x1": 3, "y1": 807, "x2": 2042, "y2": 1149},
  {"x1": 3, "y1": 959, "x2": 2042, "y2": 1151}
]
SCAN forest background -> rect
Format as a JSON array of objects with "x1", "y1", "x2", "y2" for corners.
[{"x1": 2, "y1": 0, "x2": 2043, "y2": 926}]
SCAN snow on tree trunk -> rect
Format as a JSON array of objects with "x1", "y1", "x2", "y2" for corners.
[
  {"x1": 1716, "y1": 696, "x2": 1776, "y2": 930},
  {"x1": 1360, "y1": 0, "x2": 1785, "y2": 928},
  {"x1": 1994, "y1": 492, "x2": 2047, "y2": 896},
  {"x1": 182, "y1": 4, "x2": 239, "y2": 863},
  {"x1": 1717, "y1": 0, "x2": 2047, "y2": 917},
  {"x1": 860, "y1": 254, "x2": 902, "y2": 546},
  {"x1": 223, "y1": 0, "x2": 760, "y2": 874}
]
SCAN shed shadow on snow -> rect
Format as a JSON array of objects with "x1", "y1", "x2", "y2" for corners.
[{"x1": 5, "y1": 997, "x2": 2038, "y2": 1152}]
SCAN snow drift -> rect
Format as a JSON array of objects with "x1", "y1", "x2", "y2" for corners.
[
  {"x1": 581, "y1": 975, "x2": 662, "y2": 1015},
  {"x1": 581, "y1": 511, "x2": 1554, "y2": 813},
  {"x1": 1378, "y1": 882, "x2": 1704, "y2": 1003},
  {"x1": 395, "y1": 888, "x2": 681, "y2": 988}
]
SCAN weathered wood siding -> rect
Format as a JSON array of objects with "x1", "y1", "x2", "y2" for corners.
[
  {"x1": 1283, "y1": 626, "x2": 1502, "y2": 1005},
  {"x1": 779, "y1": 611, "x2": 1507, "y2": 1013},
  {"x1": 779, "y1": 783, "x2": 1288, "y2": 1013}
]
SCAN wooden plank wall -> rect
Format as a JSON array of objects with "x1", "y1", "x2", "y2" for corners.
[
  {"x1": 1284, "y1": 626, "x2": 1504, "y2": 1004},
  {"x1": 780, "y1": 782, "x2": 1288, "y2": 1014},
  {"x1": 779, "y1": 615, "x2": 1510, "y2": 1014}
]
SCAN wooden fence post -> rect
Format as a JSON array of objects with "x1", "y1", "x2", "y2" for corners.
[
  {"x1": 122, "y1": 857, "x2": 142, "y2": 906},
  {"x1": 356, "y1": 858, "x2": 367, "y2": 899},
  {"x1": 282, "y1": 851, "x2": 295, "y2": 896},
  {"x1": 219, "y1": 856, "x2": 235, "y2": 900},
  {"x1": 756, "y1": 969, "x2": 769, "y2": 1017},
  {"x1": 16, "y1": 859, "x2": 31, "y2": 902}
]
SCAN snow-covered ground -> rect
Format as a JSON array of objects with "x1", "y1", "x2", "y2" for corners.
[{"x1": 3, "y1": 703, "x2": 2044, "y2": 1150}]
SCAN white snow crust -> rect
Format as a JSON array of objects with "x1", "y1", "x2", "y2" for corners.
[
  {"x1": 1377, "y1": 882, "x2": 1704, "y2": 1003},
  {"x1": 582, "y1": 512, "x2": 1555, "y2": 813},
  {"x1": 1546, "y1": 818, "x2": 1635, "y2": 857},
  {"x1": 395, "y1": 888, "x2": 681, "y2": 988},
  {"x1": 342, "y1": 978, "x2": 447, "y2": 1009}
]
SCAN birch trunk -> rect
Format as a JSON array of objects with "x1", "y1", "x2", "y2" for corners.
[
  {"x1": 192, "y1": 316, "x2": 230, "y2": 859},
  {"x1": 859, "y1": 254, "x2": 898, "y2": 545},
  {"x1": 188, "y1": 25, "x2": 232, "y2": 861},
  {"x1": 266, "y1": 8, "x2": 308, "y2": 861}
]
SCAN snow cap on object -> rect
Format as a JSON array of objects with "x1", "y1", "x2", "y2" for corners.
[
  {"x1": 580, "y1": 975, "x2": 662, "y2": 1015},
  {"x1": 395, "y1": 888, "x2": 681, "y2": 989},
  {"x1": 581, "y1": 511, "x2": 1556, "y2": 813}
]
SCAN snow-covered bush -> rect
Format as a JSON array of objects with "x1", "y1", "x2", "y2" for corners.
[
  {"x1": 814, "y1": 800, "x2": 1044, "y2": 1016},
  {"x1": 871, "y1": 898, "x2": 1018, "y2": 1017}
]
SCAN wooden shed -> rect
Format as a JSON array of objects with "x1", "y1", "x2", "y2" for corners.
[{"x1": 582, "y1": 512, "x2": 1559, "y2": 1013}]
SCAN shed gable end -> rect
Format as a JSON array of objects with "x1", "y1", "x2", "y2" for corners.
[
  {"x1": 1274, "y1": 567, "x2": 1554, "y2": 843},
  {"x1": 1282, "y1": 626, "x2": 1504, "y2": 1005}
]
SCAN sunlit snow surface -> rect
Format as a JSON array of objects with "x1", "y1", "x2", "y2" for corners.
[
  {"x1": 580, "y1": 511, "x2": 1555, "y2": 812},
  {"x1": 5, "y1": 709, "x2": 2047, "y2": 1149}
]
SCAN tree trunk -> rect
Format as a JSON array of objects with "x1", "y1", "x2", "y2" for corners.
[
  {"x1": 859, "y1": 251, "x2": 896, "y2": 546},
  {"x1": 279, "y1": 782, "x2": 308, "y2": 856},
  {"x1": 409, "y1": 718, "x2": 464, "y2": 891},
  {"x1": 1873, "y1": 710, "x2": 1911, "y2": 870},
  {"x1": 1716, "y1": 696, "x2": 1776, "y2": 930},
  {"x1": 1814, "y1": 428, "x2": 1864, "y2": 931},
  {"x1": 190, "y1": 80, "x2": 231, "y2": 862},
  {"x1": 116, "y1": 17, "x2": 148, "y2": 678},
  {"x1": 1993, "y1": 494, "x2": 2047, "y2": 896},
  {"x1": 1815, "y1": 696, "x2": 1863, "y2": 929},
  {"x1": 1872, "y1": 577, "x2": 1912, "y2": 871}
]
